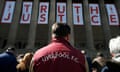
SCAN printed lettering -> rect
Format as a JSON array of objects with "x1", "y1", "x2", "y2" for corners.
[
  {"x1": 40, "y1": 14, "x2": 46, "y2": 22},
  {"x1": 73, "y1": 4, "x2": 83, "y2": 25},
  {"x1": 90, "y1": 6, "x2": 98, "y2": 14},
  {"x1": 91, "y1": 15, "x2": 99, "y2": 23},
  {"x1": 24, "y1": 4, "x2": 30, "y2": 12},
  {"x1": 41, "y1": 52, "x2": 79, "y2": 63},
  {"x1": 1, "y1": 1, "x2": 15, "y2": 23},
  {"x1": 106, "y1": 4, "x2": 119, "y2": 25},
  {"x1": 74, "y1": 58, "x2": 79, "y2": 63},
  {"x1": 89, "y1": 4, "x2": 101, "y2": 25},
  {"x1": 20, "y1": 2, "x2": 32, "y2": 24},
  {"x1": 57, "y1": 3, "x2": 66, "y2": 23},
  {"x1": 74, "y1": 6, "x2": 80, "y2": 14},
  {"x1": 58, "y1": 14, "x2": 64, "y2": 22},
  {"x1": 110, "y1": 14, "x2": 117, "y2": 23},
  {"x1": 77, "y1": 15, "x2": 80, "y2": 23},
  {"x1": 38, "y1": 2, "x2": 49, "y2": 24},
  {"x1": 4, "y1": 12, "x2": 11, "y2": 21},
  {"x1": 58, "y1": 5, "x2": 65, "y2": 13},
  {"x1": 40, "y1": 5, "x2": 47, "y2": 13},
  {"x1": 63, "y1": 52, "x2": 70, "y2": 59},
  {"x1": 22, "y1": 14, "x2": 30, "y2": 21},
  {"x1": 110, "y1": 6, "x2": 113, "y2": 13}
]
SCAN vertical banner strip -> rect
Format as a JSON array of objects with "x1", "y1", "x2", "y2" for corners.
[
  {"x1": 1, "y1": 1, "x2": 15, "y2": 23},
  {"x1": 20, "y1": 2, "x2": 33, "y2": 24},
  {"x1": 38, "y1": 2, "x2": 49, "y2": 24},
  {"x1": 89, "y1": 4, "x2": 101, "y2": 26},
  {"x1": 56, "y1": 2, "x2": 66, "y2": 23},
  {"x1": 73, "y1": 3, "x2": 84, "y2": 25},
  {"x1": 106, "y1": 4, "x2": 119, "y2": 25}
]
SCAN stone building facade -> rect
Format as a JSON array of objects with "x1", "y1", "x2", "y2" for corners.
[{"x1": 0, "y1": 0, "x2": 120, "y2": 56}]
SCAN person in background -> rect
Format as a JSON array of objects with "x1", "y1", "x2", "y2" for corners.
[
  {"x1": 106, "y1": 36, "x2": 120, "y2": 72},
  {"x1": 92, "y1": 52, "x2": 107, "y2": 72},
  {"x1": 30, "y1": 23, "x2": 89, "y2": 72},
  {"x1": 81, "y1": 50, "x2": 92, "y2": 72},
  {"x1": 17, "y1": 52, "x2": 33, "y2": 72},
  {"x1": 0, "y1": 46, "x2": 18, "y2": 72},
  {"x1": 17, "y1": 53, "x2": 24, "y2": 62}
]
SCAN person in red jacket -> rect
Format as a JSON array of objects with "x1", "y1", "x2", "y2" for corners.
[{"x1": 30, "y1": 23, "x2": 89, "y2": 72}]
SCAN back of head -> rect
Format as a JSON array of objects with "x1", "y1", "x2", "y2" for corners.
[
  {"x1": 6, "y1": 46, "x2": 15, "y2": 54},
  {"x1": 22, "y1": 53, "x2": 33, "y2": 62},
  {"x1": 22, "y1": 53, "x2": 33, "y2": 67},
  {"x1": 96, "y1": 52, "x2": 104, "y2": 57},
  {"x1": 52, "y1": 23, "x2": 71, "y2": 38},
  {"x1": 109, "y1": 36, "x2": 120, "y2": 55},
  {"x1": 17, "y1": 53, "x2": 33, "y2": 70}
]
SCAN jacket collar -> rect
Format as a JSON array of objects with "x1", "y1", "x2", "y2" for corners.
[
  {"x1": 112, "y1": 54, "x2": 120, "y2": 62},
  {"x1": 51, "y1": 37, "x2": 71, "y2": 46}
]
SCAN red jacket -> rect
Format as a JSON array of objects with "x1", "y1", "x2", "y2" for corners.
[{"x1": 33, "y1": 37, "x2": 86, "y2": 72}]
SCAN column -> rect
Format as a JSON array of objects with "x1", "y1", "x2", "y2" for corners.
[
  {"x1": 67, "y1": 0, "x2": 74, "y2": 46},
  {"x1": 6, "y1": 0, "x2": 22, "y2": 47},
  {"x1": 83, "y1": 0, "x2": 94, "y2": 49},
  {"x1": 0, "y1": 0, "x2": 5, "y2": 18},
  {"x1": 0, "y1": 0, "x2": 5, "y2": 48},
  {"x1": 26, "y1": 0, "x2": 39, "y2": 49},
  {"x1": 98, "y1": 0, "x2": 111, "y2": 49},
  {"x1": 48, "y1": 0, "x2": 56, "y2": 42}
]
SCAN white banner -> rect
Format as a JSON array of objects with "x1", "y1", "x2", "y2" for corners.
[
  {"x1": 56, "y1": 2, "x2": 66, "y2": 23},
  {"x1": 73, "y1": 3, "x2": 83, "y2": 25},
  {"x1": 38, "y1": 2, "x2": 49, "y2": 24},
  {"x1": 20, "y1": 2, "x2": 32, "y2": 24},
  {"x1": 1, "y1": 1, "x2": 15, "y2": 23},
  {"x1": 106, "y1": 4, "x2": 119, "y2": 25},
  {"x1": 89, "y1": 4, "x2": 101, "y2": 26}
]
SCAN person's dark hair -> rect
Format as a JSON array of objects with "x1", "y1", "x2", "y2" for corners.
[
  {"x1": 96, "y1": 52, "x2": 104, "y2": 57},
  {"x1": 6, "y1": 46, "x2": 15, "y2": 52},
  {"x1": 52, "y1": 23, "x2": 71, "y2": 37}
]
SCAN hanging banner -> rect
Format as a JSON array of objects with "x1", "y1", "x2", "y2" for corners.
[
  {"x1": 89, "y1": 4, "x2": 101, "y2": 26},
  {"x1": 56, "y1": 2, "x2": 66, "y2": 23},
  {"x1": 38, "y1": 2, "x2": 49, "y2": 24},
  {"x1": 1, "y1": 1, "x2": 15, "y2": 23},
  {"x1": 20, "y1": 2, "x2": 32, "y2": 24},
  {"x1": 73, "y1": 3, "x2": 83, "y2": 25},
  {"x1": 106, "y1": 4, "x2": 119, "y2": 25}
]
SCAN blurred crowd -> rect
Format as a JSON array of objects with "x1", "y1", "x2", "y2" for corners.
[
  {"x1": 1, "y1": 42, "x2": 120, "y2": 72},
  {"x1": 0, "y1": 23, "x2": 120, "y2": 72}
]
